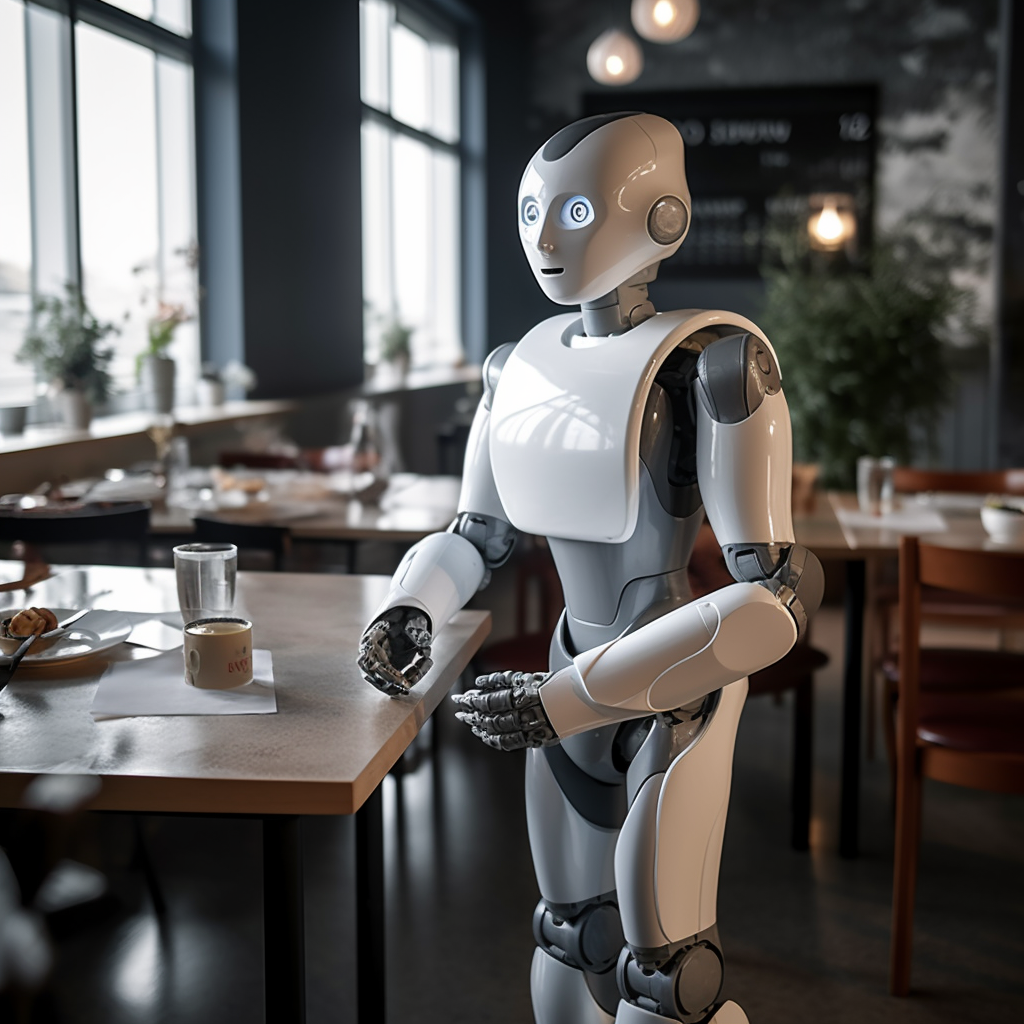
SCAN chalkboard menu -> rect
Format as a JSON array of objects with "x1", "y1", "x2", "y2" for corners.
[{"x1": 584, "y1": 86, "x2": 877, "y2": 276}]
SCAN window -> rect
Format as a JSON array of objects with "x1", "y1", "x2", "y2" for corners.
[
  {"x1": 360, "y1": 0, "x2": 462, "y2": 369},
  {"x1": 0, "y1": 0, "x2": 197, "y2": 411}
]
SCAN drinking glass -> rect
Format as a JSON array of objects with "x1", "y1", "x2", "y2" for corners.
[
  {"x1": 856, "y1": 455, "x2": 895, "y2": 516},
  {"x1": 173, "y1": 543, "x2": 238, "y2": 623}
]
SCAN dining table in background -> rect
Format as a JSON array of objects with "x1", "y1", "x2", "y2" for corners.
[{"x1": 0, "y1": 559, "x2": 491, "y2": 1024}]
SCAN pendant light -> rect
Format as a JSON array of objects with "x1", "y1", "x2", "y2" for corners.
[
  {"x1": 807, "y1": 194, "x2": 857, "y2": 252},
  {"x1": 631, "y1": 0, "x2": 700, "y2": 43},
  {"x1": 587, "y1": 28, "x2": 644, "y2": 86}
]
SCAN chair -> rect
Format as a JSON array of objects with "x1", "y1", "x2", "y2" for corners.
[
  {"x1": 874, "y1": 468, "x2": 1024, "y2": 766},
  {"x1": 889, "y1": 536, "x2": 1024, "y2": 996},
  {"x1": 192, "y1": 517, "x2": 291, "y2": 572},
  {"x1": 0, "y1": 501, "x2": 151, "y2": 566}
]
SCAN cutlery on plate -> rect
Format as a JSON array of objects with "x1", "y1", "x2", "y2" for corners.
[
  {"x1": 38, "y1": 608, "x2": 92, "y2": 639},
  {"x1": 0, "y1": 632, "x2": 40, "y2": 693}
]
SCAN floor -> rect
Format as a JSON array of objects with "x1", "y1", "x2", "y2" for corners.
[{"x1": 5, "y1": 596, "x2": 1024, "y2": 1023}]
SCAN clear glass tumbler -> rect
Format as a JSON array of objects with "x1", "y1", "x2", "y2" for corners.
[
  {"x1": 173, "y1": 542, "x2": 238, "y2": 623},
  {"x1": 856, "y1": 455, "x2": 895, "y2": 516}
]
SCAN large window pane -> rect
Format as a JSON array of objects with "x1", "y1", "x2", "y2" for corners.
[
  {"x1": 360, "y1": 0, "x2": 390, "y2": 112},
  {"x1": 76, "y1": 24, "x2": 197, "y2": 398},
  {"x1": 390, "y1": 22, "x2": 430, "y2": 133},
  {"x1": 76, "y1": 23, "x2": 159, "y2": 388},
  {"x1": 0, "y1": 0, "x2": 34, "y2": 403}
]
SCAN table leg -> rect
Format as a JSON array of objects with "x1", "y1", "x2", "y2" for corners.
[
  {"x1": 264, "y1": 815, "x2": 305, "y2": 1023},
  {"x1": 356, "y1": 785, "x2": 386, "y2": 1024},
  {"x1": 840, "y1": 560, "x2": 865, "y2": 858}
]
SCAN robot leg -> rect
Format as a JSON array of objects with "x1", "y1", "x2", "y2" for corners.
[
  {"x1": 525, "y1": 738, "x2": 627, "y2": 1023},
  {"x1": 614, "y1": 680, "x2": 749, "y2": 1024}
]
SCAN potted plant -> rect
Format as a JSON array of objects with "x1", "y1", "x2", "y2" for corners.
[
  {"x1": 137, "y1": 302, "x2": 188, "y2": 414},
  {"x1": 757, "y1": 222, "x2": 980, "y2": 489},
  {"x1": 16, "y1": 284, "x2": 117, "y2": 430},
  {"x1": 379, "y1": 316, "x2": 412, "y2": 382}
]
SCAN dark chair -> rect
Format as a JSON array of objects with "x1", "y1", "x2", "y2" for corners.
[
  {"x1": 890, "y1": 536, "x2": 1024, "y2": 995},
  {"x1": 0, "y1": 501, "x2": 151, "y2": 566},
  {"x1": 873, "y1": 468, "x2": 1024, "y2": 769},
  {"x1": 192, "y1": 517, "x2": 290, "y2": 572},
  {"x1": 217, "y1": 451, "x2": 303, "y2": 470}
]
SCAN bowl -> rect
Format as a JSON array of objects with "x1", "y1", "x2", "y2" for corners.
[
  {"x1": 980, "y1": 503, "x2": 1024, "y2": 545},
  {"x1": 0, "y1": 617, "x2": 62, "y2": 657}
]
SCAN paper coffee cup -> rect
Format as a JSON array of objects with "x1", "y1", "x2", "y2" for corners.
[{"x1": 183, "y1": 617, "x2": 254, "y2": 689}]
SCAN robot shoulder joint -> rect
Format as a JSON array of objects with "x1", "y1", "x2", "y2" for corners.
[
  {"x1": 482, "y1": 342, "x2": 517, "y2": 410},
  {"x1": 696, "y1": 332, "x2": 781, "y2": 425}
]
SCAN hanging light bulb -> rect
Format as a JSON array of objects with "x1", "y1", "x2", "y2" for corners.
[
  {"x1": 807, "y1": 195, "x2": 857, "y2": 251},
  {"x1": 631, "y1": 0, "x2": 700, "y2": 43},
  {"x1": 587, "y1": 29, "x2": 644, "y2": 86}
]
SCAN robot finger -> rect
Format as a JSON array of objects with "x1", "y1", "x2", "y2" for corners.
[
  {"x1": 473, "y1": 669, "x2": 546, "y2": 691},
  {"x1": 454, "y1": 709, "x2": 524, "y2": 734},
  {"x1": 474, "y1": 728, "x2": 528, "y2": 752},
  {"x1": 452, "y1": 686, "x2": 518, "y2": 714}
]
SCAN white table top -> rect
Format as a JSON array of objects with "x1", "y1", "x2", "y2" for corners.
[{"x1": 0, "y1": 562, "x2": 490, "y2": 816}]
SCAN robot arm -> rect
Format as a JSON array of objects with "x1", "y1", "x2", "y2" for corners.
[
  {"x1": 456, "y1": 332, "x2": 824, "y2": 746},
  {"x1": 359, "y1": 364, "x2": 518, "y2": 697}
]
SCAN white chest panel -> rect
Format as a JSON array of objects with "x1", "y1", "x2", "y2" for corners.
[{"x1": 489, "y1": 308, "x2": 772, "y2": 543}]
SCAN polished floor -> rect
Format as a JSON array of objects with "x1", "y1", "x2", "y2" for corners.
[{"x1": 9, "y1": 602, "x2": 1024, "y2": 1023}]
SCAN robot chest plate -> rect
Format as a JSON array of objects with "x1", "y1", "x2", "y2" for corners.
[{"x1": 489, "y1": 310, "x2": 696, "y2": 543}]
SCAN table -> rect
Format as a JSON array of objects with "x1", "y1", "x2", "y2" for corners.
[
  {"x1": 794, "y1": 491, "x2": 1004, "y2": 857},
  {"x1": 0, "y1": 561, "x2": 491, "y2": 1023}
]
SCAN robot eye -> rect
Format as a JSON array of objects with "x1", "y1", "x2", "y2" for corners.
[
  {"x1": 648, "y1": 195, "x2": 689, "y2": 245},
  {"x1": 560, "y1": 195, "x2": 594, "y2": 229},
  {"x1": 521, "y1": 198, "x2": 541, "y2": 227}
]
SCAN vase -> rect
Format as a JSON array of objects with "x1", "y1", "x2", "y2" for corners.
[
  {"x1": 58, "y1": 389, "x2": 92, "y2": 430},
  {"x1": 196, "y1": 377, "x2": 225, "y2": 408},
  {"x1": 141, "y1": 355, "x2": 176, "y2": 414}
]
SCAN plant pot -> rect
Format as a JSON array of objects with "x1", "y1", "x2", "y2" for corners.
[
  {"x1": 58, "y1": 389, "x2": 92, "y2": 430},
  {"x1": 196, "y1": 377, "x2": 225, "y2": 408},
  {"x1": 141, "y1": 354, "x2": 176, "y2": 414},
  {"x1": 376, "y1": 354, "x2": 409, "y2": 387},
  {"x1": 0, "y1": 404, "x2": 30, "y2": 437}
]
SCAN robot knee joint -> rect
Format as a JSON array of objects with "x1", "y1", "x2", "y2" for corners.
[
  {"x1": 532, "y1": 897, "x2": 624, "y2": 975},
  {"x1": 617, "y1": 939, "x2": 724, "y2": 1024}
]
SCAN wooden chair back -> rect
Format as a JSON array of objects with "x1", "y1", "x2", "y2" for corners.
[{"x1": 892, "y1": 466, "x2": 1024, "y2": 495}]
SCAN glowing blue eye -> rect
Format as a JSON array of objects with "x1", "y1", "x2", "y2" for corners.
[
  {"x1": 521, "y1": 198, "x2": 541, "y2": 226},
  {"x1": 560, "y1": 195, "x2": 594, "y2": 229}
]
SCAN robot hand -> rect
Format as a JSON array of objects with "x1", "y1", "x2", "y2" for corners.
[
  {"x1": 358, "y1": 606, "x2": 433, "y2": 697},
  {"x1": 452, "y1": 670, "x2": 559, "y2": 751}
]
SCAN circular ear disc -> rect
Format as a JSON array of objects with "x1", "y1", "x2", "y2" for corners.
[{"x1": 648, "y1": 195, "x2": 689, "y2": 245}]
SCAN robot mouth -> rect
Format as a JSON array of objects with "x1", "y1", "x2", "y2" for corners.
[{"x1": 540, "y1": 267, "x2": 564, "y2": 276}]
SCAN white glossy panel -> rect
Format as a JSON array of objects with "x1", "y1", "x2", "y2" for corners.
[
  {"x1": 697, "y1": 389, "x2": 795, "y2": 546},
  {"x1": 531, "y1": 949, "x2": 616, "y2": 1024},
  {"x1": 654, "y1": 678, "x2": 746, "y2": 939},
  {"x1": 490, "y1": 309, "x2": 772, "y2": 544},
  {"x1": 456, "y1": 399, "x2": 507, "y2": 521}
]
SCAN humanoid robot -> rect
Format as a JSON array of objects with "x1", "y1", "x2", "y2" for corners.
[{"x1": 358, "y1": 112, "x2": 824, "y2": 1024}]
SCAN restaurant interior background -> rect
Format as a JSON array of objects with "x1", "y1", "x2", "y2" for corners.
[{"x1": 0, "y1": 1, "x2": 1023, "y2": 1022}]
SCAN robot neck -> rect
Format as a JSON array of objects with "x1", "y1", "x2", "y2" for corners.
[{"x1": 580, "y1": 263, "x2": 659, "y2": 337}]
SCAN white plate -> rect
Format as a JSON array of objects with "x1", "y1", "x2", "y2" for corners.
[
  {"x1": 18, "y1": 608, "x2": 133, "y2": 666},
  {"x1": 912, "y1": 492, "x2": 987, "y2": 513}
]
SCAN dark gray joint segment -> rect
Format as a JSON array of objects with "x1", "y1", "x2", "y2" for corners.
[
  {"x1": 533, "y1": 895, "x2": 624, "y2": 976},
  {"x1": 449, "y1": 512, "x2": 516, "y2": 569},
  {"x1": 542, "y1": 741, "x2": 628, "y2": 829},
  {"x1": 724, "y1": 542, "x2": 824, "y2": 637},
  {"x1": 617, "y1": 925, "x2": 725, "y2": 1023},
  {"x1": 482, "y1": 342, "x2": 515, "y2": 410},
  {"x1": 696, "y1": 333, "x2": 781, "y2": 425}
]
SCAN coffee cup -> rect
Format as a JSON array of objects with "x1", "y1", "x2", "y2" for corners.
[{"x1": 183, "y1": 617, "x2": 254, "y2": 689}]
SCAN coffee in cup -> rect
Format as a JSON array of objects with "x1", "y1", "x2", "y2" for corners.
[{"x1": 183, "y1": 617, "x2": 254, "y2": 689}]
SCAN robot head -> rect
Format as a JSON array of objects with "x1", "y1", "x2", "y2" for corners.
[{"x1": 518, "y1": 112, "x2": 691, "y2": 305}]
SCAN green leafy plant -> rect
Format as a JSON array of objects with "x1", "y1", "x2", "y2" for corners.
[
  {"x1": 379, "y1": 316, "x2": 412, "y2": 363},
  {"x1": 758, "y1": 223, "x2": 979, "y2": 489},
  {"x1": 16, "y1": 283, "x2": 118, "y2": 405}
]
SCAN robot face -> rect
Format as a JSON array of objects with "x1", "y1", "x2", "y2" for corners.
[{"x1": 518, "y1": 113, "x2": 691, "y2": 305}]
